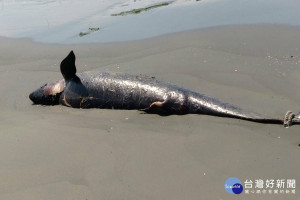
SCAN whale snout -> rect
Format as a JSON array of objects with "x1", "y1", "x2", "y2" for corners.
[
  {"x1": 29, "y1": 92, "x2": 35, "y2": 103},
  {"x1": 29, "y1": 92, "x2": 34, "y2": 102},
  {"x1": 29, "y1": 87, "x2": 45, "y2": 104}
]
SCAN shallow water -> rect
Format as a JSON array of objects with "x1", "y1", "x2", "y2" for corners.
[{"x1": 1, "y1": 0, "x2": 300, "y2": 43}]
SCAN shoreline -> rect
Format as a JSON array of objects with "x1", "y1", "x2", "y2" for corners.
[
  {"x1": 2, "y1": 23, "x2": 300, "y2": 44},
  {"x1": 2, "y1": 0, "x2": 300, "y2": 44}
]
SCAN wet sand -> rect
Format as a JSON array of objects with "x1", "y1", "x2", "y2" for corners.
[{"x1": 0, "y1": 24, "x2": 299, "y2": 199}]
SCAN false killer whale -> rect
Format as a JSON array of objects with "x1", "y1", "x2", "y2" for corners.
[{"x1": 29, "y1": 51, "x2": 300, "y2": 127}]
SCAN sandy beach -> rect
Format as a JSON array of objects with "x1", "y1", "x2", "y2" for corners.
[{"x1": 0, "y1": 24, "x2": 299, "y2": 199}]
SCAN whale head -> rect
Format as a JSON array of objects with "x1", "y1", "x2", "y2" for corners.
[
  {"x1": 29, "y1": 50, "x2": 76, "y2": 105},
  {"x1": 29, "y1": 50, "x2": 88, "y2": 107},
  {"x1": 29, "y1": 79, "x2": 65, "y2": 105}
]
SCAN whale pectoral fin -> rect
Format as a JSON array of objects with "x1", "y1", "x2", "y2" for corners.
[{"x1": 61, "y1": 93, "x2": 72, "y2": 107}]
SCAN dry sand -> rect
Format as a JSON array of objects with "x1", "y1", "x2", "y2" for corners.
[{"x1": 0, "y1": 24, "x2": 299, "y2": 200}]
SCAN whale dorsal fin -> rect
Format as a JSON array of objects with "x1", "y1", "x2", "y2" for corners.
[{"x1": 60, "y1": 50, "x2": 77, "y2": 80}]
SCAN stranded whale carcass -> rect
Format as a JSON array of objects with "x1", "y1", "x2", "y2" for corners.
[{"x1": 29, "y1": 51, "x2": 300, "y2": 127}]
